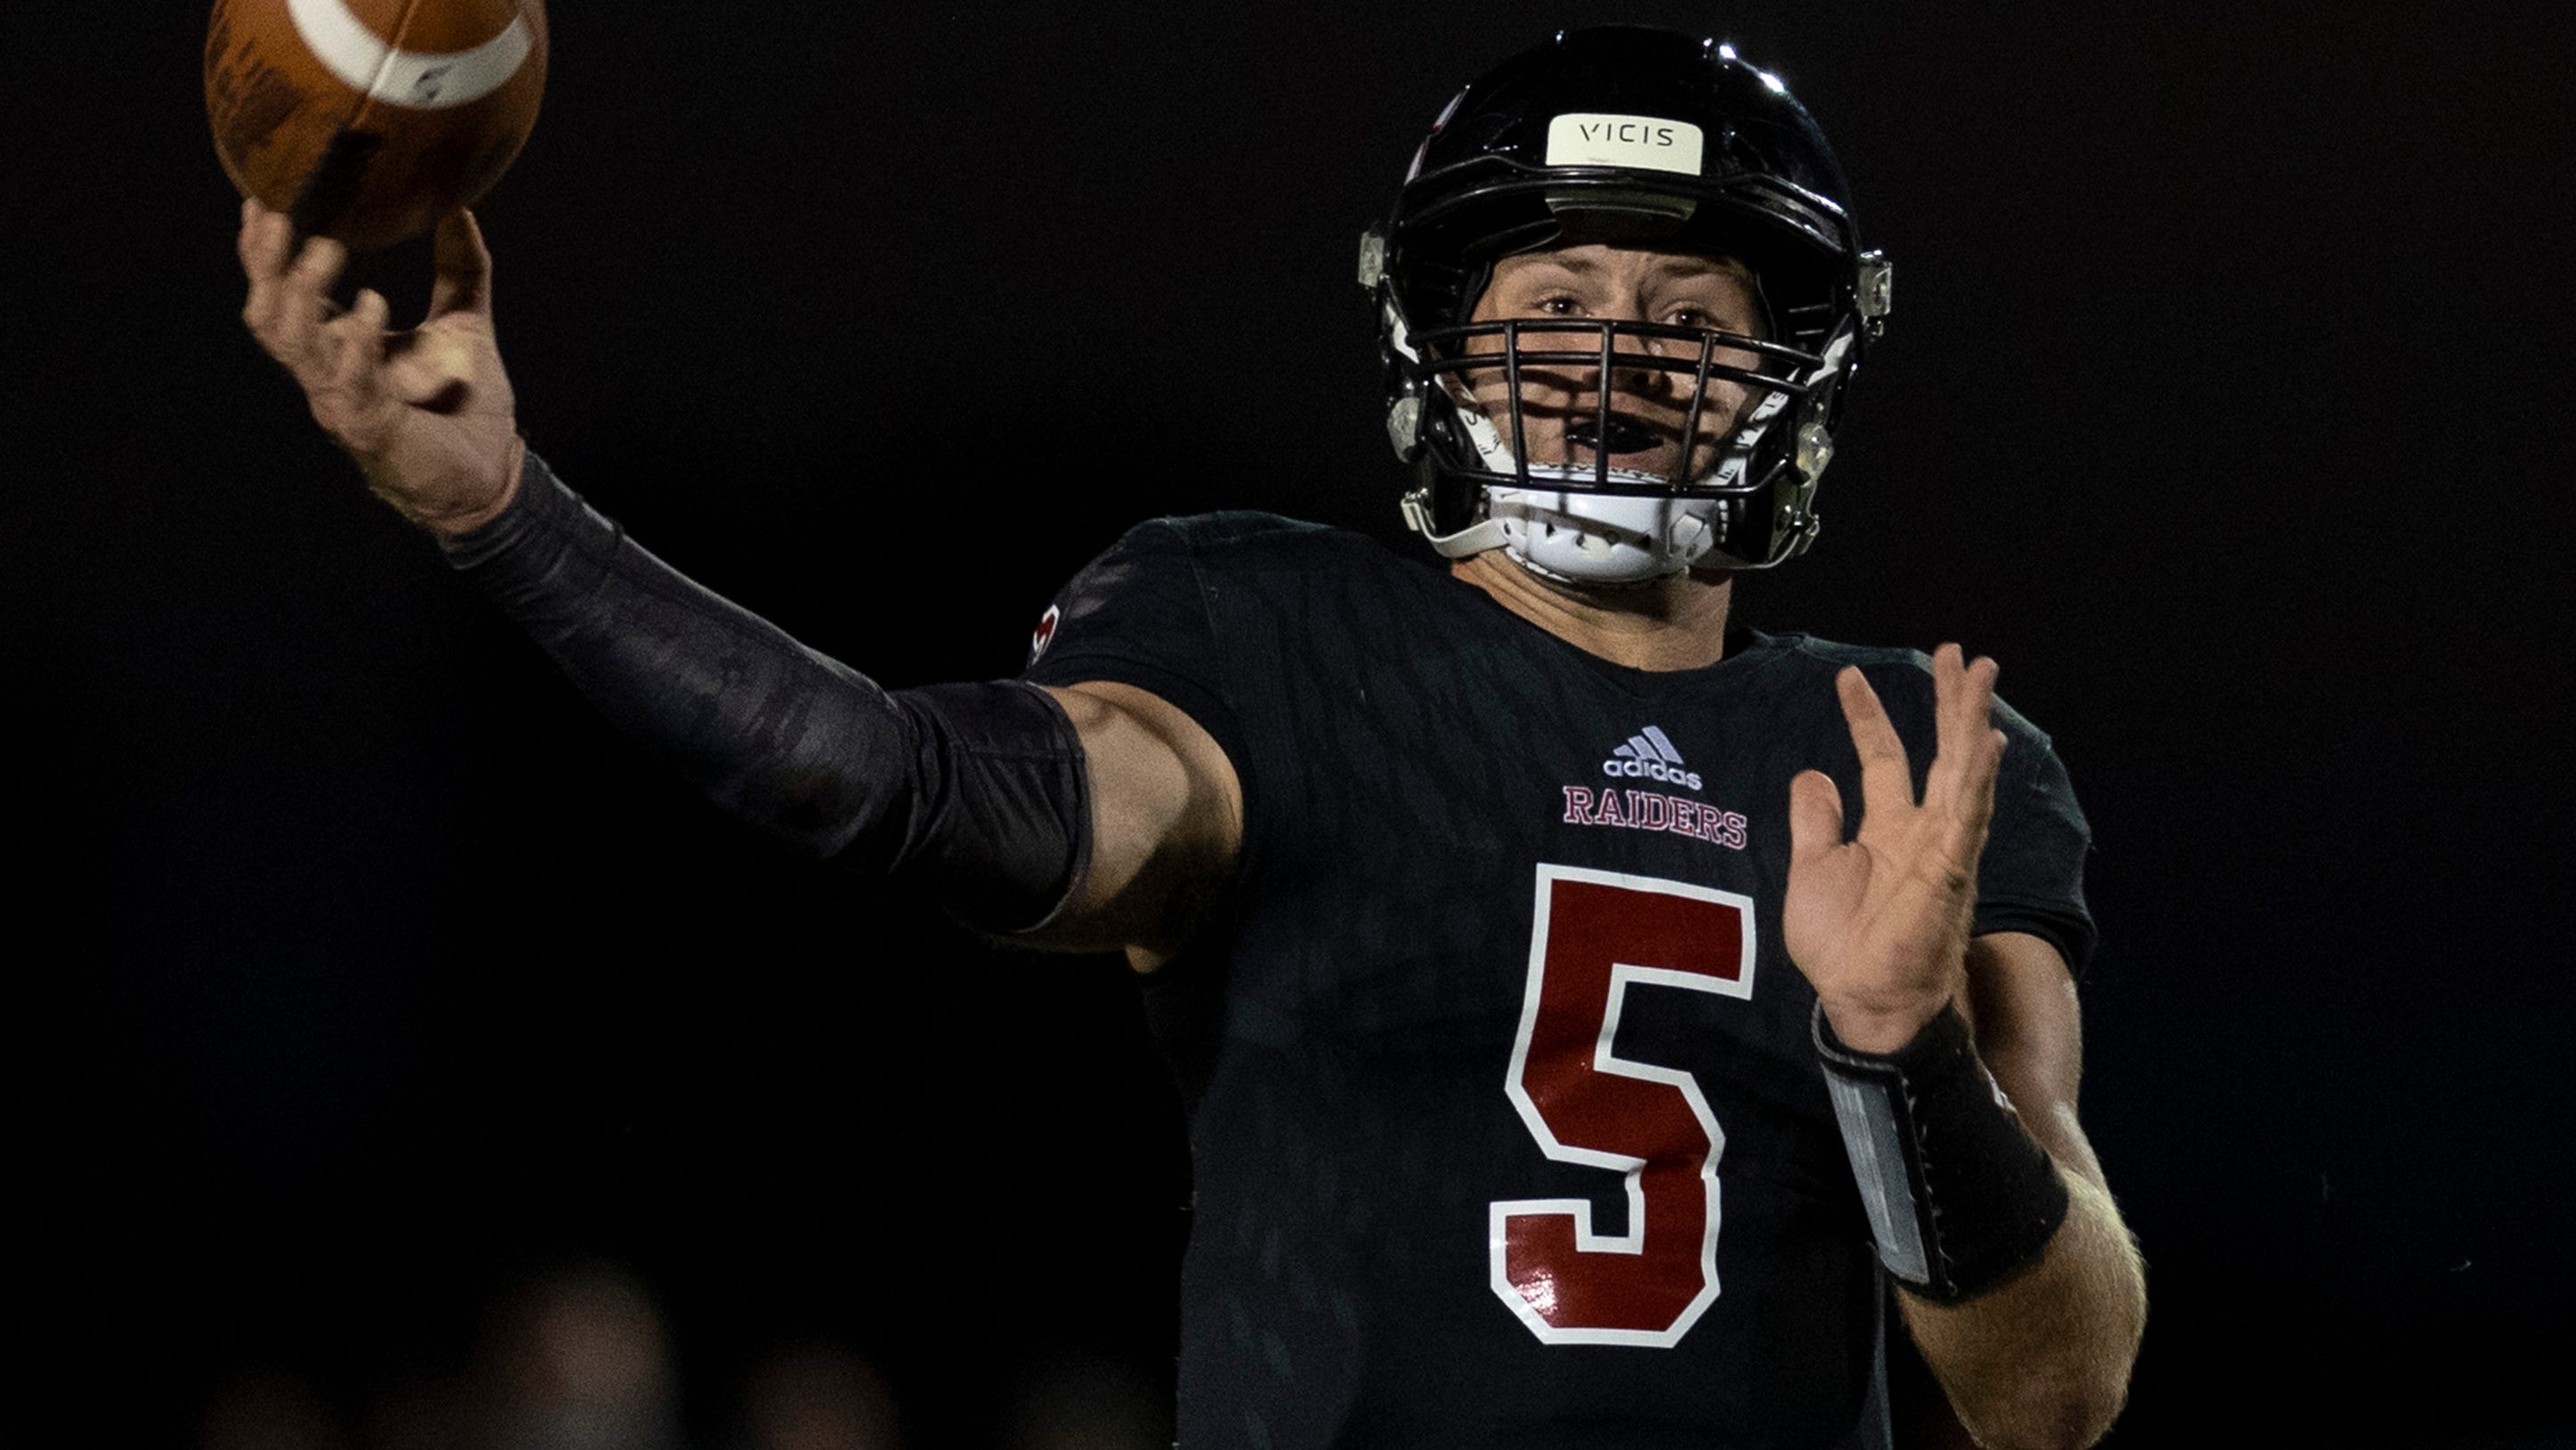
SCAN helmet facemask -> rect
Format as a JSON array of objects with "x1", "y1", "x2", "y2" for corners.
[
  {"x1": 1395, "y1": 289, "x2": 1831, "y2": 583},
  {"x1": 1370, "y1": 26, "x2": 1887, "y2": 581}
]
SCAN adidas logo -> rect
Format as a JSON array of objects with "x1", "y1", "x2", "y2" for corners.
[{"x1": 1603, "y1": 725, "x2": 1703, "y2": 791}]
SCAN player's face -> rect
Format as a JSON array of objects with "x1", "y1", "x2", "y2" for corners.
[{"x1": 1458, "y1": 243, "x2": 1768, "y2": 485}]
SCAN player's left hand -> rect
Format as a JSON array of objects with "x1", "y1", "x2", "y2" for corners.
[{"x1": 1784, "y1": 644, "x2": 2007, "y2": 1055}]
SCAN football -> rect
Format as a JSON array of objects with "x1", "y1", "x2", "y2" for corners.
[{"x1": 206, "y1": 0, "x2": 548, "y2": 253}]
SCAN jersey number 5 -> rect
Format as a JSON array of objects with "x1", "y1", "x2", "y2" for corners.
[{"x1": 1490, "y1": 864, "x2": 1756, "y2": 1348}]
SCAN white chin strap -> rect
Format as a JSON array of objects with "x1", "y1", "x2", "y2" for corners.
[{"x1": 1417, "y1": 390, "x2": 1788, "y2": 586}]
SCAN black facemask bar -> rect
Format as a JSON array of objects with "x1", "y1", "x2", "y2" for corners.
[{"x1": 1406, "y1": 316, "x2": 1822, "y2": 497}]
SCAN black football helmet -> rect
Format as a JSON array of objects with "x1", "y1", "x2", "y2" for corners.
[{"x1": 1366, "y1": 26, "x2": 1889, "y2": 576}]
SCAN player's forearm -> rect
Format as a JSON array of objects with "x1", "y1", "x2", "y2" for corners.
[
  {"x1": 1900, "y1": 1171, "x2": 2144, "y2": 1450},
  {"x1": 1813, "y1": 990, "x2": 2142, "y2": 1447},
  {"x1": 440, "y1": 449, "x2": 1089, "y2": 929}
]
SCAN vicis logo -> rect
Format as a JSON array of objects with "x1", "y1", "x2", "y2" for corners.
[
  {"x1": 1603, "y1": 726, "x2": 1703, "y2": 791},
  {"x1": 1544, "y1": 114, "x2": 1706, "y2": 177}
]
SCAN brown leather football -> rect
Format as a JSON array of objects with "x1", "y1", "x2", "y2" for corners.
[{"x1": 206, "y1": 0, "x2": 548, "y2": 252}]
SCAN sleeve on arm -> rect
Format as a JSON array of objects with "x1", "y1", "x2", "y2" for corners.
[
  {"x1": 1021, "y1": 520, "x2": 1246, "y2": 774},
  {"x1": 440, "y1": 450, "x2": 1090, "y2": 934},
  {"x1": 1972, "y1": 705, "x2": 2098, "y2": 977}
]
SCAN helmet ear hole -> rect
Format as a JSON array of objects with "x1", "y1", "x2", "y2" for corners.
[
  {"x1": 1422, "y1": 446, "x2": 1484, "y2": 535},
  {"x1": 1439, "y1": 470, "x2": 1483, "y2": 536}
]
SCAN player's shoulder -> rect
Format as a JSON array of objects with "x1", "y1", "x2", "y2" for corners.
[
  {"x1": 1077, "y1": 509, "x2": 1420, "y2": 597},
  {"x1": 1111, "y1": 509, "x2": 1392, "y2": 565},
  {"x1": 1758, "y1": 632, "x2": 2055, "y2": 749},
  {"x1": 1035, "y1": 510, "x2": 1421, "y2": 670},
  {"x1": 1764, "y1": 633, "x2": 1934, "y2": 676}
]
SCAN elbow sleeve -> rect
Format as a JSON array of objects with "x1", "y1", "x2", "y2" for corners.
[{"x1": 440, "y1": 450, "x2": 1090, "y2": 932}]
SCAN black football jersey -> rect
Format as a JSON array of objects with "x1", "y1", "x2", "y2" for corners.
[{"x1": 1023, "y1": 514, "x2": 2094, "y2": 1450}]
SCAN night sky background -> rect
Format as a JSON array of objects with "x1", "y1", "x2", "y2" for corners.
[{"x1": 9, "y1": 2, "x2": 2573, "y2": 1445}]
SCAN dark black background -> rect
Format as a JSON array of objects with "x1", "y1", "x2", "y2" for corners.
[{"x1": 8, "y1": 2, "x2": 2572, "y2": 1445}]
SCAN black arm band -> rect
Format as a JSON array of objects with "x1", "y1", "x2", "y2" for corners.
[
  {"x1": 1814, "y1": 1001, "x2": 2070, "y2": 1304},
  {"x1": 440, "y1": 450, "x2": 1091, "y2": 933}
]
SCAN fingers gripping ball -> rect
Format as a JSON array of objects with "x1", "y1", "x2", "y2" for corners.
[{"x1": 206, "y1": 0, "x2": 547, "y2": 253}]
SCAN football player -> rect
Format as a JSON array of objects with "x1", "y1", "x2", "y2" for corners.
[{"x1": 238, "y1": 25, "x2": 2144, "y2": 1449}]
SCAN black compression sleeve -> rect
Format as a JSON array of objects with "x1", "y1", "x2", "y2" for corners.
[{"x1": 438, "y1": 450, "x2": 1090, "y2": 932}]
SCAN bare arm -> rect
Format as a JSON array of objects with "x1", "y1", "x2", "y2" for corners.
[
  {"x1": 1026, "y1": 681, "x2": 1244, "y2": 968},
  {"x1": 1900, "y1": 932, "x2": 2144, "y2": 1449}
]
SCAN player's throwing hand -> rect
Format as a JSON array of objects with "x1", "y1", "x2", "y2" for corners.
[
  {"x1": 237, "y1": 200, "x2": 524, "y2": 537},
  {"x1": 1784, "y1": 644, "x2": 2010, "y2": 1054}
]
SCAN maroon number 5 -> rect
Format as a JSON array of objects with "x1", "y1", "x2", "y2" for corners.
[{"x1": 1490, "y1": 864, "x2": 1756, "y2": 1347}]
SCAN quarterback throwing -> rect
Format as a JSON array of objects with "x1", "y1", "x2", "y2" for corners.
[{"x1": 239, "y1": 25, "x2": 2144, "y2": 1449}]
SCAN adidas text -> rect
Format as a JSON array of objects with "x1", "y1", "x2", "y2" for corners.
[
  {"x1": 1603, "y1": 725, "x2": 1703, "y2": 791},
  {"x1": 1602, "y1": 757, "x2": 1703, "y2": 790}
]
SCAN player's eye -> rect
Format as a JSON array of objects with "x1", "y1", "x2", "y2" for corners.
[{"x1": 1530, "y1": 294, "x2": 1585, "y2": 317}]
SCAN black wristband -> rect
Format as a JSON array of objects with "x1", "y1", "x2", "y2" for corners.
[{"x1": 1814, "y1": 1000, "x2": 2069, "y2": 1303}]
